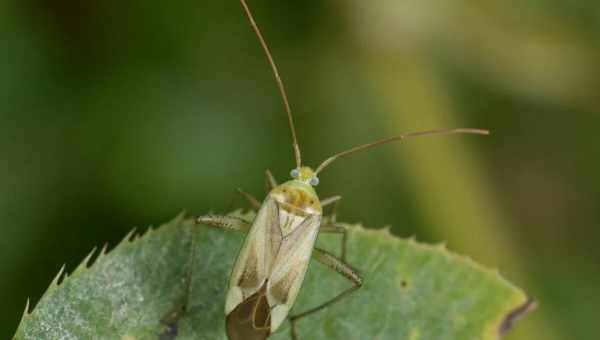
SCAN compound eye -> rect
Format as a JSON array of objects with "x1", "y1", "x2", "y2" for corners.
[
  {"x1": 309, "y1": 176, "x2": 320, "y2": 186},
  {"x1": 290, "y1": 168, "x2": 300, "y2": 178}
]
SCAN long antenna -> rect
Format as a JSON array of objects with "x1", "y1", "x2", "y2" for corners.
[
  {"x1": 315, "y1": 128, "x2": 489, "y2": 174},
  {"x1": 239, "y1": 0, "x2": 302, "y2": 168}
]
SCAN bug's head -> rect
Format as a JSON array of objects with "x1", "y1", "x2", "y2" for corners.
[
  {"x1": 270, "y1": 166, "x2": 321, "y2": 213},
  {"x1": 289, "y1": 166, "x2": 319, "y2": 186}
]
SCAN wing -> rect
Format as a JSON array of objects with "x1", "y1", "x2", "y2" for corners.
[
  {"x1": 226, "y1": 198, "x2": 282, "y2": 315},
  {"x1": 225, "y1": 197, "x2": 321, "y2": 336},
  {"x1": 225, "y1": 284, "x2": 271, "y2": 340},
  {"x1": 266, "y1": 212, "x2": 321, "y2": 331}
]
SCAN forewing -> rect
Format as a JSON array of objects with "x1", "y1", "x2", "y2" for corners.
[
  {"x1": 225, "y1": 284, "x2": 271, "y2": 340},
  {"x1": 266, "y1": 213, "x2": 321, "y2": 330},
  {"x1": 226, "y1": 198, "x2": 282, "y2": 314}
]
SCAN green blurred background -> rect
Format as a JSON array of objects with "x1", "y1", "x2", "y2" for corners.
[{"x1": 1, "y1": 0, "x2": 599, "y2": 339}]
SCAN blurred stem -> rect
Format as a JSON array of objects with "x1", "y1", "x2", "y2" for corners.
[{"x1": 363, "y1": 51, "x2": 559, "y2": 340}]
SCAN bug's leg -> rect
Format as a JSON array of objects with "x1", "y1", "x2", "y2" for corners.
[
  {"x1": 289, "y1": 247, "x2": 362, "y2": 340},
  {"x1": 321, "y1": 195, "x2": 341, "y2": 210},
  {"x1": 321, "y1": 195, "x2": 341, "y2": 224},
  {"x1": 196, "y1": 214, "x2": 251, "y2": 233},
  {"x1": 319, "y1": 195, "x2": 347, "y2": 261},
  {"x1": 319, "y1": 222, "x2": 348, "y2": 262},
  {"x1": 236, "y1": 188, "x2": 261, "y2": 210},
  {"x1": 265, "y1": 169, "x2": 278, "y2": 191},
  {"x1": 173, "y1": 214, "x2": 249, "y2": 330},
  {"x1": 159, "y1": 221, "x2": 199, "y2": 336}
]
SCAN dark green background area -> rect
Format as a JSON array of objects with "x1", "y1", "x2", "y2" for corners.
[{"x1": 1, "y1": 1, "x2": 598, "y2": 339}]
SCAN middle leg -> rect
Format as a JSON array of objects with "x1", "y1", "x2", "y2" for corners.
[
  {"x1": 265, "y1": 169, "x2": 278, "y2": 191},
  {"x1": 236, "y1": 188, "x2": 261, "y2": 210}
]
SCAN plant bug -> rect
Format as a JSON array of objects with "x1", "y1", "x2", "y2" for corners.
[{"x1": 196, "y1": 1, "x2": 489, "y2": 339}]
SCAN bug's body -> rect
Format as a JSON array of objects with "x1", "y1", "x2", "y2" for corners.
[
  {"x1": 191, "y1": 1, "x2": 488, "y2": 339},
  {"x1": 225, "y1": 168, "x2": 322, "y2": 339}
]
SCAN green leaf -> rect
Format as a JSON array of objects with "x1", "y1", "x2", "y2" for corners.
[{"x1": 14, "y1": 213, "x2": 533, "y2": 340}]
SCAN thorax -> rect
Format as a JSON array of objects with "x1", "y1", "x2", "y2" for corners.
[{"x1": 268, "y1": 180, "x2": 322, "y2": 236}]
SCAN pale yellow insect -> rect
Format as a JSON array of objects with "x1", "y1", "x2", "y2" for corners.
[{"x1": 197, "y1": 1, "x2": 489, "y2": 339}]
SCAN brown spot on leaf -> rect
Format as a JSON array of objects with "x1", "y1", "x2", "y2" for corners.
[{"x1": 498, "y1": 297, "x2": 536, "y2": 337}]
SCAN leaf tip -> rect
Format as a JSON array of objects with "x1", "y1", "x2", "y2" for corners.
[
  {"x1": 118, "y1": 228, "x2": 138, "y2": 247},
  {"x1": 50, "y1": 264, "x2": 67, "y2": 288},
  {"x1": 13, "y1": 298, "x2": 31, "y2": 338},
  {"x1": 74, "y1": 247, "x2": 98, "y2": 274},
  {"x1": 141, "y1": 225, "x2": 155, "y2": 238},
  {"x1": 20, "y1": 298, "x2": 30, "y2": 320},
  {"x1": 175, "y1": 210, "x2": 187, "y2": 221},
  {"x1": 434, "y1": 241, "x2": 447, "y2": 251},
  {"x1": 24, "y1": 298, "x2": 30, "y2": 314},
  {"x1": 100, "y1": 242, "x2": 109, "y2": 256},
  {"x1": 380, "y1": 226, "x2": 393, "y2": 237}
]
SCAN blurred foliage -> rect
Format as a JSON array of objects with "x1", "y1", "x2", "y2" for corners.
[{"x1": 1, "y1": 0, "x2": 598, "y2": 339}]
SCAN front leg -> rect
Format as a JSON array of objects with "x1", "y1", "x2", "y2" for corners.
[
  {"x1": 196, "y1": 215, "x2": 251, "y2": 233},
  {"x1": 161, "y1": 213, "x2": 251, "y2": 333}
]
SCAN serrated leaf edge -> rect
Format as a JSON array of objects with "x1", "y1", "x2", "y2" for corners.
[
  {"x1": 350, "y1": 224, "x2": 533, "y2": 339},
  {"x1": 13, "y1": 214, "x2": 188, "y2": 338},
  {"x1": 14, "y1": 213, "x2": 532, "y2": 339}
]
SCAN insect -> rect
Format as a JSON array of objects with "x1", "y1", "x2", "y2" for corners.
[{"x1": 196, "y1": 1, "x2": 489, "y2": 339}]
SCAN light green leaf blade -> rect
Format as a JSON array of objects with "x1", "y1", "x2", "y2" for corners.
[{"x1": 14, "y1": 214, "x2": 533, "y2": 340}]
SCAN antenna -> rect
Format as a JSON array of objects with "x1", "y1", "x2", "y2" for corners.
[
  {"x1": 239, "y1": 0, "x2": 302, "y2": 168},
  {"x1": 315, "y1": 128, "x2": 489, "y2": 174}
]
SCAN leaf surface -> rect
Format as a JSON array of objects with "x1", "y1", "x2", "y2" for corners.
[{"x1": 14, "y1": 214, "x2": 533, "y2": 340}]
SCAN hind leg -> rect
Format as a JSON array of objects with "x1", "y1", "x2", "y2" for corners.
[{"x1": 289, "y1": 247, "x2": 362, "y2": 340}]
